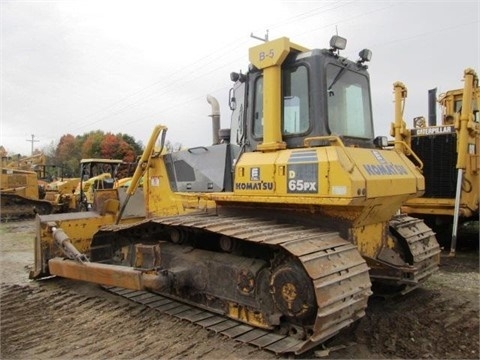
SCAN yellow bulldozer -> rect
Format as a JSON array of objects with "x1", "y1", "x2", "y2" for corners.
[
  {"x1": 394, "y1": 69, "x2": 479, "y2": 254},
  {"x1": 43, "y1": 173, "x2": 81, "y2": 213},
  {"x1": 30, "y1": 36, "x2": 440, "y2": 355},
  {"x1": 1, "y1": 168, "x2": 54, "y2": 219},
  {"x1": 1, "y1": 152, "x2": 54, "y2": 220}
]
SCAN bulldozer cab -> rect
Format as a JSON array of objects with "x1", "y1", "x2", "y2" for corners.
[
  {"x1": 164, "y1": 36, "x2": 377, "y2": 195},
  {"x1": 228, "y1": 36, "x2": 374, "y2": 152},
  {"x1": 439, "y1": 87, "x2": 480, "y2": 125}
]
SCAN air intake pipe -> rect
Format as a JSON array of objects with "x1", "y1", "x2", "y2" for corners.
[{"x1": 207, "y1": 95, "x2": 220, "y2": 145}]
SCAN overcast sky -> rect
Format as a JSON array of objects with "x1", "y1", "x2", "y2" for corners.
[{"x1": 1, "y1": 0, "x2": 479, "y2": 156}]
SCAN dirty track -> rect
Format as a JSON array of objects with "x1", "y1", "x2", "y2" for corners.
[{"x1": 0, "y1": 220, "x2": 478, "y2": 359}]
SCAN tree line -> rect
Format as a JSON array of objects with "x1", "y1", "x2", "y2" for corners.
[
  {"x1": 42, "y1": 130, "x2": 144, "y2": 178},
  {"x1": 3, "y1": 130, "x2": 183, "y2": 179}
]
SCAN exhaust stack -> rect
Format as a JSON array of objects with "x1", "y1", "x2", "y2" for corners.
[
  {"x1": 207, "y1": 95, "x2": 220, "y2": 145},
  {"x1": 428, "y1": 88, "x2": 437, "y2": 126}
]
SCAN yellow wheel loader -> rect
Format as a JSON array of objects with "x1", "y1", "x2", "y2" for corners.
[
  {"x1": 31, "y1": 36, "x2": 440, "y2": 355},
  {"x1": 395, "y1": 69, "x2": 479, "y2": 253}
]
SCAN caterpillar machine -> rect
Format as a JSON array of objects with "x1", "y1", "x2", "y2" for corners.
[
  {"x1": 31, "y1": 36, "x2": 440, "y2": 354},
  {"x1": 395, "y1": 69, "x2": 479, "y2": 255}
]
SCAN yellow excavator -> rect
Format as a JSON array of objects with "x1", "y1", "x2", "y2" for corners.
[
  {"x1": 31, "y1": 36, "x2": 440, "y2": 354},
  {"x1": 395, "y1": 69, "x2": 479, "y2": 254}
]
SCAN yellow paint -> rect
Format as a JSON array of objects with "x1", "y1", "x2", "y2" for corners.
[
  {"x1": 227, "y1": 302, "x2": 271, "y2": 329},
  {"x1": 391, "y1": 82, "x2": 411, "y2": 153},
  {"x1": 144, "y1": 152, "x2": 215, "y2": 217},
  {"x1": 351, "y1": 222, "x2": 387, "y2": 258},
  {"x1": 1, "y1": 168, "x2": 40, "y2": 199}
]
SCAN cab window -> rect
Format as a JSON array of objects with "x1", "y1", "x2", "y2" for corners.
[
  {"x1": 253, "y1": 65, "x2": 310, "y2": 138},
  {"x1": 326, "y1": 64, "x2": 373, "y2": 139},
  {"x1": 283, "y1": 66, "x2": 310, "y2": 134}
]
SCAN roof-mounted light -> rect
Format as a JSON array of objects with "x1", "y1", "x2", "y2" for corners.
[
  {"x1": 358, "y1": 48, "x2": 372, "y2": 63},
  {"x1": 329, "y1": 35, "x2": 347, "y2": 52},
  {"x1": 230, "y1": 71, "x2": 246, "y2": 83}
]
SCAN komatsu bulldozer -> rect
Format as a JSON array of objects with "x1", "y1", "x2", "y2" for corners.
[
  {"x1": 395, "y1": 69, "x2": 479, "y2": 254},
  {"x1": 31, "y1": 36, "x2": 440, "y2": 354}
]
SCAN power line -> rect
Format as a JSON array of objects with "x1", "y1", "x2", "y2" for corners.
[
  {"x1": 66, "y1": 3, "x2": 477, "y2": 134},
  {"x1": 70, "y1": 2, "x2": 357, "y2": 132},
  {"x1": 71, "y1": 3, "x2": 393, "y2": 129}
]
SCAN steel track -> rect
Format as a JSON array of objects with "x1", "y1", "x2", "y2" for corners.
[{"x1": 99, "y1": 212, "x2": 373, "y2": 354}]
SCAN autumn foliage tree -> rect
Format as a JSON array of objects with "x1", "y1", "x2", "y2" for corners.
[{"x1": 46, "y1": 130, "x2": 143, "y2": 177}]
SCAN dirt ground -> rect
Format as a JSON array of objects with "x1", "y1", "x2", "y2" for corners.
[{"x1": 0, "y1": 220, "x2": 478, "y2": 359}]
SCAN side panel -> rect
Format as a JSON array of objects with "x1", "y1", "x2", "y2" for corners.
[
  {"x1": 164, "y1": 144, "x2": 238, "y2": 192},
  {"x1": 347, "y1": 148, "x2": 421, "y2": 198},
  {"x1": 233, "y1": 147, "x2": 420, "y2": 200}
]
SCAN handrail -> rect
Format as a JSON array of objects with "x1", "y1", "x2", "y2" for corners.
[
  {"x1": 303, "y1": 135, "x2": 345, "y2": 148},
  {"x1": 393, "y1": 140, "x2": 424, "y2": 170}
]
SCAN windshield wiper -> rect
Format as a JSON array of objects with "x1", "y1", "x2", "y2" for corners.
[{"x1": 327, "y1": 65, "x2": 348, "y2": 96}]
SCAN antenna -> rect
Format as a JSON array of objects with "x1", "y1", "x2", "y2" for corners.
[
  {"x1": 26, "y1": 134, "x2": 39, "y2": 155},
  {"x1": 335, "y1": 25, "x2": 338, "y2": 35},
  {"x1": 250, "y1": 29, "x2": 269, "y2": 42}
]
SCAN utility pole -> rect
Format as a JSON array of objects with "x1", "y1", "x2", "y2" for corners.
[{"x1": 26, "y1": 134, "x2": 39, "y2": 155}]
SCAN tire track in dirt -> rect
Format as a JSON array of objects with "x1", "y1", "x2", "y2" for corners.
[{"x1": 0, "y1": 282, "x2": 276, "y2": 359}]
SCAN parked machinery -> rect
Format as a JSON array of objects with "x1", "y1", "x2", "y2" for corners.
[
  {"x1": 31, "y1": 36, "x2": 440, "y2": 354},
  {"x1": 43, "y1": 174, "x2": 81, "y2": 213},
  {"x1": 1, "y1": 169, "x2": 54, "y2": 219},
  {"x1": 1, "y1": 152, "x2": 53, "y2": 220},
  {"x1": 396, "y1": 69, "x2": 479, "y2": 253},
  {"x1": 3, "y1": 152, "x2": 46, "y2": 171},
  {"x1": 75, "y1": 158, "x2": 124, "y2": 211}
]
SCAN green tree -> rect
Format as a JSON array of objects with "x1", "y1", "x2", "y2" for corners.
[
  {"x1": 81, "y1": 131, "x2": 104, "y2": 158},
  {"x1": 55, "y1": 134, "x2": 78, "y2": 176},
  {"x1": 119, "y1": 133, "x2": 143, "y2": 155}
]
